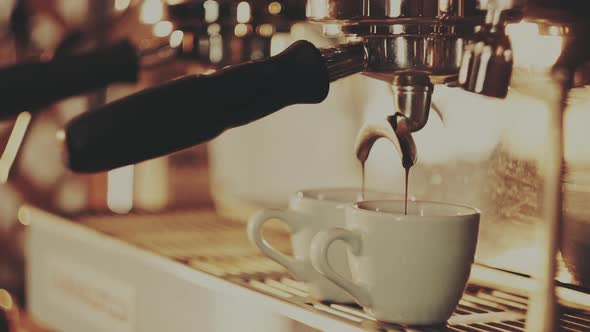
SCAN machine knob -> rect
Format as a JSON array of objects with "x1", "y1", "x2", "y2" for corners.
[{"x1": 459, "y1": 25, "x2": 513, "y2": 98}]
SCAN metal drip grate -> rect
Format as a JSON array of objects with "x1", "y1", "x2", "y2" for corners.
[{"x1": 76, "y1": 210, "x2": 590, "y2": 332}]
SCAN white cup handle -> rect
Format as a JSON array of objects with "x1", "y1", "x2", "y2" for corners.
[
  {"x1": 310, "y1": 228, "x2": 372, "y2": 307},
  {"x1": 247, "y1": 209, "x2": 305, "y2": 278}
]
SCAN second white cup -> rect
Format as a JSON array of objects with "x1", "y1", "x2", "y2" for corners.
[{"x1": 247, "y1": 188, "x2": 397, "y2": 302}]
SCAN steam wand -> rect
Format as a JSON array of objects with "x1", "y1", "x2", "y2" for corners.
[{"x1": 525, "y1": 29, "x2": 590, "y2": 332}]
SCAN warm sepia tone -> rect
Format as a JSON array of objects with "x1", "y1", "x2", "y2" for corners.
[{"x1": 1, "y1": 1, "x2": 590, "y2": 331}]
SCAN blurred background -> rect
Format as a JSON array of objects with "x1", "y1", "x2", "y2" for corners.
[
  {"x1": 2, "y1": 1, "x2": 590, "y2": 331},
  {"x1": 0, "y1": 1, "x2": 349, "y2": 329}
]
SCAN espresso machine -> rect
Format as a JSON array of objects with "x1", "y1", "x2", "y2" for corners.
[{"x1": 12, "y1": 0, "x2": 590, "y2": 331}]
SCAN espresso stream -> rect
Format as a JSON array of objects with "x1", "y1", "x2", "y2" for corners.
[
  {"x1": 360, "y1": 162, "x2": 411, "y2": 215},
  {"x1": 404, "y1": 167, "x2": 410, "y2": 215},
  {"x1": 355, "y1": 113, "x2": 417, "y2": 214},
  {"x1": 355, "y1": 116, "x2": 416, "y2": 215}
]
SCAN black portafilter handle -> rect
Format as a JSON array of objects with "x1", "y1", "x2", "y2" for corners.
[
  {"x1": 62, "y1": 40, "x2": 366, "y2": 173},
  {"x1": 0, "y1": 40, "x2": 139, "y2": 120}
]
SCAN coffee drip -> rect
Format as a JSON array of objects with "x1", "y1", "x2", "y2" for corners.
[
  {"x1": 354, "y1": 72, "x2": 435, "y2": 213},
  {"x1": 404, "y1": 167, "x2": 410, "y2": 215},
  {"x1": 354, "y1": 114, "x2": 417, "y2": 214}
]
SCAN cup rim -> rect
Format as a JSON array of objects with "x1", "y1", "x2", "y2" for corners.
[
  {"x1": 351, "y1": 199, "x2": 481, "y2": 219},
  {"x1": 293, "y1": 188, "x2": 402, "y2": 207}
]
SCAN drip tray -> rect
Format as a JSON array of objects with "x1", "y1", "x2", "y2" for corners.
[{"x1": 29, "y1": 208, "x2": 590, "y2": 332}]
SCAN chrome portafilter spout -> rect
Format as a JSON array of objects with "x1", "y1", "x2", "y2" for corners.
[
  {"x1": 354, "y1": 113, "x2": 417, "y2": 196},
  {"x1": 394, "y1": 73, "x2": 433, "y2": 165},
  {"x1": 392, "y1": 73, "x2": 434, "y2": 134},
  {"x1": 355, "y1": 114, "x2": 418, "y2": 171},
  {"x1": 355, "y1": 72, "x2": 434, "y2": 171}
]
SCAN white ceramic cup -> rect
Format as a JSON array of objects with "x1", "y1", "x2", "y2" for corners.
[
  {"x1": 310, "y1": 200, "x2": 480, "y2": 325},
  {"x1": 247, "y1": 189, "x2": 398, "y2": 302}
]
